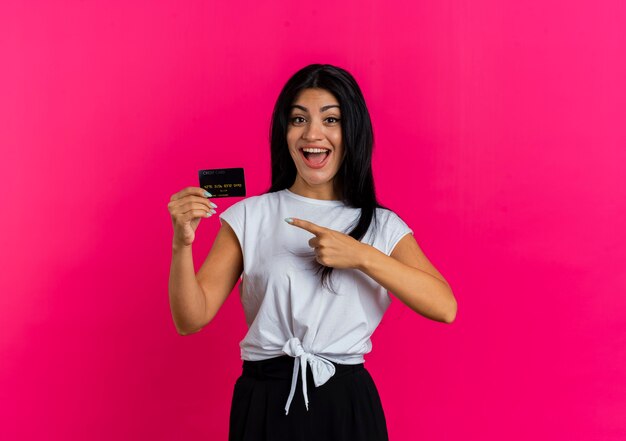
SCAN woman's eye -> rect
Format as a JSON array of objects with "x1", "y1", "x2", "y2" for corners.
[{"x1": 289, "y1": 116, "x2": 340, "y2": 125}]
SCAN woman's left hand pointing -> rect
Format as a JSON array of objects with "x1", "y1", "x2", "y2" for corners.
[{"x1": 285, "y1": 217, "x2": 368, "y2": 269}]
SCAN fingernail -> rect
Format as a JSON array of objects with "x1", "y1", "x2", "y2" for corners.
[
  {"x1": 284, "y1": 217, "x2": 293, "y2": 224},
  {"x1": 209, "y1": 201, "x2": 218, "y2": 208},
  {"x1": 203, "y1": 191, "x2": 212, "y2": 197}
]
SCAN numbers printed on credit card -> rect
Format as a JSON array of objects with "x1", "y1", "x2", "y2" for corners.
[{"x1": 198, "y1": 168, "x2": 246, "y2": 197}]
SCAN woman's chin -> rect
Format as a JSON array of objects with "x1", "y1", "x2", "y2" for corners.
[{"x1": 298, "y1": 170, "x2": 337, "y2": 186}]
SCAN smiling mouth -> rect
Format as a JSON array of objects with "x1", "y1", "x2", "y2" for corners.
[{"x1": 300, "y1": 148, "x2": 331, "y2": 168}]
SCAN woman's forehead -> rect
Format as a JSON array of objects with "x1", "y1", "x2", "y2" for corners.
[{"x1": 293, "y1": 88, "x2": 339, "y2": 106}]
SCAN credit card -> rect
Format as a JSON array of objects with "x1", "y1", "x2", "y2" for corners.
[{"x1": 198, "y1": 167, "x2": 246, "y2": 197}]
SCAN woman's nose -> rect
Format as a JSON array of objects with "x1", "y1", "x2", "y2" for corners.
[{"x1": 302, "y1": 120, "x2": 323, "y2": 140}]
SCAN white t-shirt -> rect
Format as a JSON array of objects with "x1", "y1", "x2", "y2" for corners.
[{"x1": 218, "y1": 188, "x2": 413, "y2": 413}]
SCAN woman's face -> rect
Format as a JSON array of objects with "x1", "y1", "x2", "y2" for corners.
[{"x1": 286, "y1": 88, "x2": 344, "y2": 191}]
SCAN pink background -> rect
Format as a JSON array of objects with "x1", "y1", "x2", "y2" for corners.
[{"x1": 2, "y1": 1, "x2": 625, "y2": 440}]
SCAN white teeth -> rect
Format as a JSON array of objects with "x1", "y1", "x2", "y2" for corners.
[{"x1": 302, "y1": 148, "x2": 330, "y2": 153}]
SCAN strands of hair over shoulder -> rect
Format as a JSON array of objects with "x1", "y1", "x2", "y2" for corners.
[{"x1": 265, "y1": 63, "x2": 394, "y2": 294}]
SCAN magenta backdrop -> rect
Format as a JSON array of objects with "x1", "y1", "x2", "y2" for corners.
[{"x1": 1, "y1": 1, "x2": 625, "y2": 440}]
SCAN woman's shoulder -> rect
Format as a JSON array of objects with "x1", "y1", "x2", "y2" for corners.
[
  {"x1": 220, "y1": 191, "x2": 285, "y2": 222},
  {"x1": 371, "y1": 206, "x2": 413, "y2": 255},
  {"x1": 374, "y1": 206, "x2": 412, "y2": 231},
  {"x1": 227, "y1": 190, "x2": 279, "y2": 207},
  {"x1": 374, "y1": 206, "x2": 400, "y2": 220},
  {"x1": 242, "y1": 190, "x2": 283, "y2": 207}
]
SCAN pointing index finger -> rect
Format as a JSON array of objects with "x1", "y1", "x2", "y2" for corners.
[{"x1": 285, "y1": 218, "x2": 325, "y2": 235}]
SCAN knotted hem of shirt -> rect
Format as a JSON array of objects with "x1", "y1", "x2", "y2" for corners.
[{"x1": 281, "y1": 337, "x2": 336, "y2": 415}]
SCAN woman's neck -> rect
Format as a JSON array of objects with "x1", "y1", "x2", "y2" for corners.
[{"x1": 288, "y1": 179, "x2": 342, "y2": 201}]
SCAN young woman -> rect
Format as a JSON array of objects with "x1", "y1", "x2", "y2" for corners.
[{"x1": 168, "y1": 64, "x2": 457, "y2": 441}]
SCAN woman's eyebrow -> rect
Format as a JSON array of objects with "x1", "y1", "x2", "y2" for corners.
[{"x1": 290, "y1": 104, "x2": 340, "y2": 113}]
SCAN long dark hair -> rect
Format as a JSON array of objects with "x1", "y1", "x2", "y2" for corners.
[{"x1": 265, "y1": 64, "x2": 392, "y2": 294}]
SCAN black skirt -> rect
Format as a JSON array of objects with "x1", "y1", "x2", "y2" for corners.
[{"x1": 228, "y1": 355, "x2": 389, "y2": 441}]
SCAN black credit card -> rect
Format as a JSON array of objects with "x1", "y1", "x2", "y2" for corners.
[{"x1": 198, "y1": 168, "x2": 246, "y2": 198}]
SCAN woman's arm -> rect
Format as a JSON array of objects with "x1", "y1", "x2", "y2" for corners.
[
  {"x1": 168, "y1": 222, "x2": 243, "y2": 335},
  {"x1": 356, "y1": 234, "x2": 457, "y2": 323},
  {"x1": 169, "y1": 243, "x2": 207, "y2": 335},
  {"x1": 284, "y1": 217, "x2": 456, "y2": 323}
]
